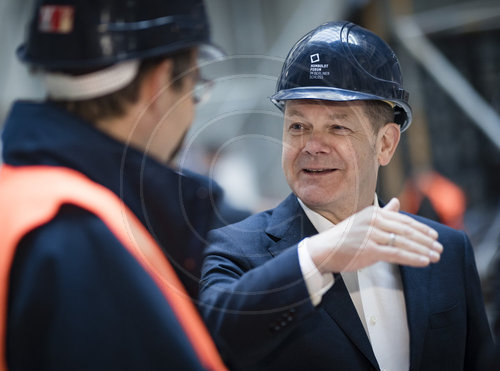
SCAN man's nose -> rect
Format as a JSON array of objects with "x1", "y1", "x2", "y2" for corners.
[{"x1": 303, "y1": 133, "x2": 330, "y2": 155}]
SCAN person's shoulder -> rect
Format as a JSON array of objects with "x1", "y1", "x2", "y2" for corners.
[
  {"x1": 16, "y1": 204, "x2": 130, "y2": 270},
  {"x1": 9, "y1": 206, "x2": 207, "y2": 370},
  {"x1": 212, "y1": 193, "x2": 299, "y2": 235},
  {"x1": 211, "y1": 206, "x2": 275, "y2": 236},
  {"x1": 12, "y1": 203, "x2": 171, "y2": 308},
  {"x1": 10, "y1": 204, "x2": 135, "y2": 318}
]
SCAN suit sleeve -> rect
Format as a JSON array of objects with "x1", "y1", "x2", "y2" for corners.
[
  {"x1": 199, "y1": 227, "x2": 317, "y2": 366},
  {"x1": 461, "y1": 231, "x2": 493, "y2": 370}
]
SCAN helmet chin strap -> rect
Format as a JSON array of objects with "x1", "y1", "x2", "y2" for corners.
[{"x1": 43, "y1": 60, "x2": 139, "y2": 100}]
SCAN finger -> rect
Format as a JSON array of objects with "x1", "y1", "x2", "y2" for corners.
[
  {"x1": 390, "y1": 235, "x2": 441, "y2": 263},
  {"x1": 370, "y1": 228, "x2": 441, "y2": 262},
  {"x1": 373, "y1": 217, "x2": 443, "y2": 253},
  {"x1": 376, "y1": 209, "x2": 439, "y2": 240},
  {"x1": 375, "y1": 246, "x2": 432, "y2": 267},
  {"x1": 382, "y1": 197, "x2": 400, "y2": 212}
]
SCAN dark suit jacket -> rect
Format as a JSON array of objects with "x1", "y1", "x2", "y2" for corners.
[{"x1": 199, "y1": 194, "x2": 492, "y2": 371}]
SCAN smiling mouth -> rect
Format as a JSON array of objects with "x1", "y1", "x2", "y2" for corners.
[{"x1": 303, "y1": 168, "x2": 337, "y2": 174}]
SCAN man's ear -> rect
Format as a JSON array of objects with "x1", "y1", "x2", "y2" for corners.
[{"x1": 377, "y1": 123, "x2": 401, "y2": 166}]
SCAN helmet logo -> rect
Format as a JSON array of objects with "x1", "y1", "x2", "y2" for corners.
[
  {"x1": 38, "y1": 5, "x2": 75, "y2": 34},
  {"x1": 309, "y1": 53, "x2": 329, "y2": 80},
  {"x1": 310, "y1": 53, "x2": 320, "y2": 63}
]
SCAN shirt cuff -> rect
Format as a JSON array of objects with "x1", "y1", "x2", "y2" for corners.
[{"x1": 298, "y1": 238, "x2": 335, "y2": 306}]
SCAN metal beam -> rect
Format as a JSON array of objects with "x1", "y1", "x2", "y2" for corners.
[
  {"x1": 407, "y1": 1, "x2": 500, "y2": 35},
  {"x1": 394, "y1": 16, "x2": 500, "y2": 151}
]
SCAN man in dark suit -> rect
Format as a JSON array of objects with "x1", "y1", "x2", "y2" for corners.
[{"x1": 199, "y1": 21, "x2": 492, "y2": 371}]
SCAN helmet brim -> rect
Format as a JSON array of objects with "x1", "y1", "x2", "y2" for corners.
[{"x1": 270, "y1": 86, "x2": 412, "y2": 132}]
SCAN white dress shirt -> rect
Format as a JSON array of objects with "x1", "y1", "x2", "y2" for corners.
[{"x1": 297, "y1": 197, "x2": 410, "y2": 371}]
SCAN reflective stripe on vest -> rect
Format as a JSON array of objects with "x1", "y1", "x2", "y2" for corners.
[{"x1": 0, "y1": 165, "x2": 227, "y2": 371}]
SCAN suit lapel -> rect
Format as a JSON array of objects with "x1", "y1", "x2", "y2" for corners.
[
  {"x1": 266, "y1": 194, "x2": 316, "y2": 257},
  {"x1": 265, "y1": 194, "x2": 379, "y2": 369},
  {"x1": 321, "y1": 276, "x2": 380, "y2": 369},
  {"x1": 400, "y1": 264, "x2": 431, "y2": 371}
]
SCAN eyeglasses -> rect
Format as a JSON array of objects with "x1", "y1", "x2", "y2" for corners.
[{"x1": 193, "y1": 76, "x2": 214, "y2": 105}]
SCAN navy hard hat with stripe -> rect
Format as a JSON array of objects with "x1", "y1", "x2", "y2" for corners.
[
  {"x1": 271, "y1": 21, "x2": 412, "y2": 131},
  {"x1": 17, "y1": 0, "x2": 222, "y2": 71}
]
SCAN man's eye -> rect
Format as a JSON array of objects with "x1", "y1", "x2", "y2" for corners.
[
  {"x1": 289, "y1": 123, "x2": 304, "y2": 131},
  {"x1": 331, "y1": 125, "x2": 350, "y2": 134}
]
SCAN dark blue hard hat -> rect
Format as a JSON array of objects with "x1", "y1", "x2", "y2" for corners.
[
  {"x1": 17, "y1": 0, "x2": 222, "y2": 71},
  {"x1": 271, "y1": 21, "x2": 412, "y2": 131}
]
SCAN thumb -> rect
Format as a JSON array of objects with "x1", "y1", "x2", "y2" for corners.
[{"x1": 383, "y1": 197, "x2": 400, "y2": 212}]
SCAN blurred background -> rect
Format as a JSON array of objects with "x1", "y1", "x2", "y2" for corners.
[{"x1": 1, "y1": 0, "x2": 499, "y2": 325}]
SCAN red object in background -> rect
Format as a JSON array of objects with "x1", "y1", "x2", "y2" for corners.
[{"x1": 399, "y1": 170, "x2": 466, "y2": 230}]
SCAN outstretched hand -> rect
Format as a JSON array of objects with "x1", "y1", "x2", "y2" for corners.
[{"x1": 306, "y1": 198, "x2": 443, "y2": 274}]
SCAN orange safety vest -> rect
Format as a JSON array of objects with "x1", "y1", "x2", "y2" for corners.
[{"x1": 0, "y1": 165, "x2": 227, "y2": 371}]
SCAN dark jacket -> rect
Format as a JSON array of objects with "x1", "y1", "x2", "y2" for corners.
[
  {"x1": 2, "y1": 101, "x2": 238, "y2": 370},
  {"x1": 200, "y1": 193, "x2": 493, "y2": 371}
]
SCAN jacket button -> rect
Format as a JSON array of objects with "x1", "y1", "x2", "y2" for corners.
[{"x1": 269, "y1": 323, "x2": 281, "y2": 333}]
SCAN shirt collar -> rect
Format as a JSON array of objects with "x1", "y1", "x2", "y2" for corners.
[{"x1": 298, "y1": 194, "x2": 379, "y2": 233}]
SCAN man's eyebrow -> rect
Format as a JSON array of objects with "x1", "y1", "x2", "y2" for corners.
[
  {"x1": 285, "y1": 109, "x2": 350, "y2": 121},
  {"x1": 328, "y1": 113, "x2": 349, "y2": 120}
]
